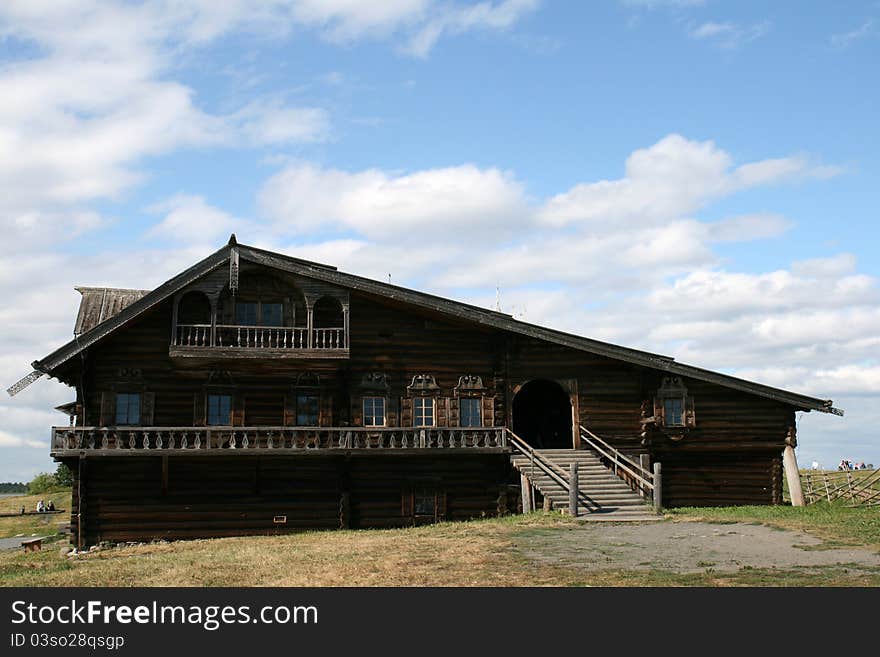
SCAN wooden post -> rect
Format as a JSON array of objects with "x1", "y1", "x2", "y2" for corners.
[
  {"x1": 653, "y1": 462, "x2": 662, "y2": 513},
  {"x1": 569, "y1": 462, "x2": 578, "y2": 518},
  {"x1": 782, "y1": 445, "x2": 805, "y2": 507},
  {"x1": 520, "y1": 473, "x2": 534, "y2": 513},
  {"x1": 639, "y1": 454, "x2": 650, "y2": 499}
]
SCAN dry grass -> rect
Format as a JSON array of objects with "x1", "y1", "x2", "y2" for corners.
[
  {"x1": 0, "y1": 490, "x2": 71, "y2": 541},
  {"x1": 2, "y1": 491, "x2": 879, "y2": 587},
  {"x1": 0, "y1": 514, "x2": 578, "y2": 587}
]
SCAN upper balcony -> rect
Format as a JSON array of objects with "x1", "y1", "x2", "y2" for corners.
[{"x1": 169, "y1": 268, "x2": 349, "y2": 360}]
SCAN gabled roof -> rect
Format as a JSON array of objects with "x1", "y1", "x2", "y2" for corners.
[{"x1": 29, "y1": 236, "x2": 842, "y2": 415}]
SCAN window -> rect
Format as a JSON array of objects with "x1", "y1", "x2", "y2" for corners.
[
  {"x1": 115, "y1": 393, "x2": 141, "y2": 425},
  {"x1": 235, "y1": 301, "x2": 284, "y2": 326},
  {"x1": 261, "y1": 303, "x2": 283, "y2": 326},
  {"x1": 235, "y1": 302, "x2": 258, "y2": 326},
  {"x1": 460, "y1": 398, "x2": 482, "y2": 427},
  {"x1": 207, "y1": 394, "x2": 232, "y2": 425},
  {"x1": 663, "y1": 398, "x2": 685, "y2": 427},
  {"x1": 297, "y1": 394, "x2": 319, "y2": 426},
  {"x1": 363, "y1": 397, "x2": 386, "y2": 427},
  {"x1": 413, "y1": 397, "x2": 435, "y2": 427},
  {"x1": 413, "y1": 489, "x2": 436, "y2": 516}
]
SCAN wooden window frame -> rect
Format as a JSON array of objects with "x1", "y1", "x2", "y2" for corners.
[
  {"x1": 296, "y1": 393, "x2": 320, "y2": 427},
  {"x1": 413, "y1": 397, "x2": 436, "y2": 427},
  {"x1": 459, "y1": 397, "x2": 482, "y2": 427},
  {"x1": 362, "y1": 396, "x2": 386, "y2": 427},
  {"x1": 235, "y1": 299, "x2": 285, "y2": 327},
  {"x1": 207, "y1": 393, "x2": 233, "y2": 426},
  {"x1": 114, "y1": 392, "x2": 141, "y2": 426}
]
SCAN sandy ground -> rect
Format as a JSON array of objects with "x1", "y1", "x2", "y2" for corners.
[{"x1": 514, "y1": 521, "x2": 880, "y2": 573}]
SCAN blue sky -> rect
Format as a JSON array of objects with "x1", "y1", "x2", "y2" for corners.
[{"x1": 1, "y1": 1, "x2": 878, "y2": 479}]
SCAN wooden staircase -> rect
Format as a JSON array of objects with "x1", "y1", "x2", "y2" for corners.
[{"x1": 509, "y1": 429, "x2": 660, "y2": 522}]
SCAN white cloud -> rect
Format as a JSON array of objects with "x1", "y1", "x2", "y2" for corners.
[
  {"x1": 147, "y1": 195, "x2": 248, "y2": 245},
  {"x1": 259, "y1": 163, "x2": 529, "y2": 238},
  {"x1": 830, "y1": 19, "x2": 875, "y2": 49},
  {"x1": 404, "y1": 0, "x2": 540, "y2": 57},
  {"x1": 537, "y1": 134, "x2": 832, "y2": 227},
  {"x1": 688, "y1": 20, "x2": 770, "y2": 48}
]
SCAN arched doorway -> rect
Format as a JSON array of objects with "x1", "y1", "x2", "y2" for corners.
[{"x1": 512, "y1": 379, "x2": 573, "y2": 449}]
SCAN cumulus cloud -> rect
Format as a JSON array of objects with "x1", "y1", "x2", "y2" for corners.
[
  {"x1": 259, "y1": 163, "x2": 530, "y2": 238},
  {"x1": 538, "y1": 135, "x2": 833, "y2": 227}
]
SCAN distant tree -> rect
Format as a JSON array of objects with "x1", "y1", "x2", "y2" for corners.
[
  {"x1": 27, "y1": 472, "x2": 58, "y2": 494},
  {"x1": 54, "y1": 463, "x2": 74, "y2": 487},
  {"x1": 0, "y1": 482, "x2": 27, "y2": 493}
]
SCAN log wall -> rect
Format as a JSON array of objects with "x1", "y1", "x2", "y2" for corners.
[
  {"x1": 68, "y1": 454, "x2": 513, "y2": 546},
  {"x1": 50, "y1": 262, "x2": 799, "y2": 535}
]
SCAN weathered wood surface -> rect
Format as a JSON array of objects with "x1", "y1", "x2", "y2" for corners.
[
  {"x1": 44, "y1": 259, "x2": 803, "y2": 529},
  {"x1": 67, "y1": 454, "x2": 514, "y2": 545}
]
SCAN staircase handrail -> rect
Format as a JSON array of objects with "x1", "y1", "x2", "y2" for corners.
[
  {"x1": 579, "y1": 425, "x2": 654, "y2": 493},
  {"x1": 507, "y1": 430, "x2": 572, "y2": 494}
]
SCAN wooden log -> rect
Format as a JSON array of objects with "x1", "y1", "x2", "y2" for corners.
[
  {"x1": 653, "y1": 461, "x2": 662, "y2": 513},
  {"x1": 782, "y1": 445, "x2": 804, "y2": 506},
  {"x1": 520, "y1": 472, "x2": 533, "y2": 513},
  {"x1": 569, "y1": 462, "x2": 578, "y2": 518}
]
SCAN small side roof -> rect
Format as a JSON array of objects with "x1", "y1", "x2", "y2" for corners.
[
  {"x1": 28, "y1": 237, "x2": 843, "y2": 415},
  {"x1": 74, "y1": 287, "x2": 150, "y2": 335}
]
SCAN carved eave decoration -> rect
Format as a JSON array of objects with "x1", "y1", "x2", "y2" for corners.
[
  {"x1": 294, "y1": 372, "x2": 321, "y2": 389},
  {"x1": 454, "y1": 375, "x2": 485, "y2": 396},
  {"x1": 360, "y1": 372, "x2": 389, "y2": 391},
  {"x1": 205, "y1": 369, "x2": 237, "y2": 389},
  {"x1": 407, "y1": 374, "x2": 439, "y2": 396}
]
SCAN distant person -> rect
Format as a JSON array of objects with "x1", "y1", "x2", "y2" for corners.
[
  {"x1": 811, "y1": 461, "x2": 820, "y2": 470},
  {"x1": 47, "y1": 500, "x2": 55, "y2": 512},
  {"x1": 19, "y1": 506, "x2": 25, "y2": 515},
  {"x1": 36, "y1": 500, "x2": 45, "y2": 513}
]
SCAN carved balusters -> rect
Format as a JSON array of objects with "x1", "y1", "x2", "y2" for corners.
[
  {"x1": 194, "y1": 432, "x2": 201, "y2": 449},
  {"x1": 181, "y1": 432, "x2": 188, "y2": 449}
]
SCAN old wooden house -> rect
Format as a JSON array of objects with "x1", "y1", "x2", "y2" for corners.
[{"x1": 10, "y1": 236, "x2": 841, "y2": 548}]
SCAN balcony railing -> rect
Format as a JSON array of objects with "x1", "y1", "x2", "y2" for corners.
[
  {"x1": 173, "y1": 324, "x2": 345, "y2": 350},
  {"x1": 51, "y1": 426, "x2": 508, "y2": 454}
]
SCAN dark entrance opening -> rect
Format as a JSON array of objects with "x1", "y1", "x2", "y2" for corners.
[{"x1": 512, "y1": 379, "x2": 573, "y2": 449}]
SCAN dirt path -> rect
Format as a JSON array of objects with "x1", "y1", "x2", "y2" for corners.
[{"x1": 514, "y1": 521, "x2": 880, "y2": 573}]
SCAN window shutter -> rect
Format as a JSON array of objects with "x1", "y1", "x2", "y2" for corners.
[
  {"x1": 352, "y1": 396, "x2": 364, "y2": 427},
  {"x1": 100, "y1": 392, "x2": 117, "y2": 426},
  {"x1": 319, "y1": 394, "x2": 333, "y2": 427},
  {"x1": 436, "y1": 491, "x2": 448, "y2": 521},
  {"x1": 436, "y1": 397, "x2": 449, "y2": 427},
  {"x1": 449, "y1": 397, "x2": 460, "y2": 427},
  {"x1": 283, "y1": 395, "x2": 295, "y2": 426},
  {"x1": 400, "y1": 397, "x2": 413, "y2": 427},
  {"x1": 653, "y1": 397, "x2": 664, "y2": 426},
  {"x1": 232, "y1": 393, "x2": 246, "y2": 426},
  {"x1": 685, "y1": 396, "x2": 696, "y2": 428},
  {"x1": 142, "y1": 392, "x2": 155, "y2": 425},
  {"x1": 386, "y1": 397, "x2": 399, "y2": 427},
  {"x1": 193, "y1": 391, "x2": 206, "y2": 426},
  {"x1": 401, "y1": 488, "x2": 413, "y2": 518},
  {"x1": 482, "y1": 396, "x2": 495, "y2": 427}
]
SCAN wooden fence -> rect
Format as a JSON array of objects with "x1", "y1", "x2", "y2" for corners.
[{"x1": 800, "y1": 469, "x2": 880, "y2": 507}]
